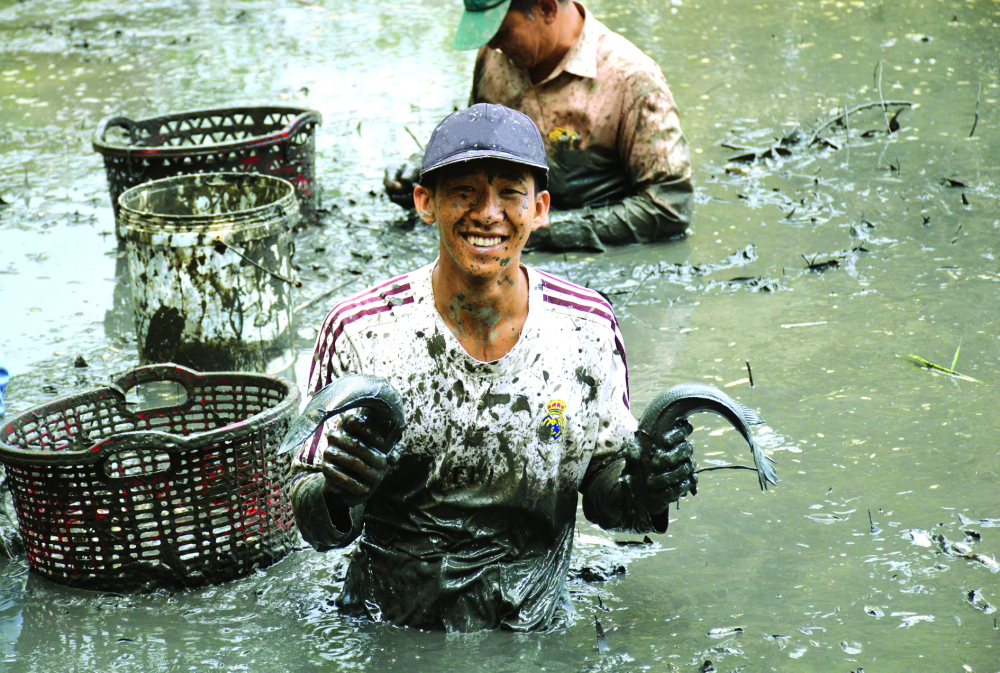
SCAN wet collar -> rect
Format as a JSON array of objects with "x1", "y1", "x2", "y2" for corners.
[{"x1": 541, "y1": 1, "x2": 599, "y2": 83}]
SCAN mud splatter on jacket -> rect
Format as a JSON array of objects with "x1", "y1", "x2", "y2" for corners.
[
  {"x1": 472, "y1": 2, "x2": 692, "y2": 251},
  {"x1": 290, "y1": 263, "x2": 667, "y2": 631}
]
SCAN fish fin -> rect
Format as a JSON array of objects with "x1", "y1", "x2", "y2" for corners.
[{"x1": 734, "y1": 400, "x2": 765, "y2": 425}]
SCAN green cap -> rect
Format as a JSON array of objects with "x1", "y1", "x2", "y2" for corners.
[{"x1": 453, "y1": 0, "x2": 513, "y2": 51}]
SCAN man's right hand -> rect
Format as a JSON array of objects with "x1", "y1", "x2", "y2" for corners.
[
  {"x1": 383, "y1": 152, "x2": 423, "y2": 210},
  {"x1": 322, "y1": 410, "x2": 391, "y2": 506}
]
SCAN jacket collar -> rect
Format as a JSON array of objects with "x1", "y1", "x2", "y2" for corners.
[{"x1": 536, "y1": 1, "x2": 600, "y2": 84}]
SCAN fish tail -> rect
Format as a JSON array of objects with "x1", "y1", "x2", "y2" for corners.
[{"x1": 751, "y1": 441, "x2": 778, "y2": 490}]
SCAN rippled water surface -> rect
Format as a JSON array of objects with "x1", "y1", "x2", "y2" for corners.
[{"x1": 1, "y1": 0, "x2": 999, "y2": 671}]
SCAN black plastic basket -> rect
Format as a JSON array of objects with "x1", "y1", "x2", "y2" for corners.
[
  {"x1": 93, "y1": 106, "x2": 321, "y2": 232},
  {"x1": 0, "y1": 364, "x2": 301, "y2": 591}
]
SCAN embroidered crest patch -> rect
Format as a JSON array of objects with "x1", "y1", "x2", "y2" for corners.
[{"x1": 541, "y1": 399, "x2": 567, "y2": 441}]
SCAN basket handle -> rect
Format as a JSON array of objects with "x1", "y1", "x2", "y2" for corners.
[
  {"x1": 110, "y1": 363, "x2": 205, "y2": 398},
  {"x1": 283, "y1": 109, "x2": 322, "y2": 135},
  {"x1": 279, "y1": 109, "x2": 322, "y2": 164},
  {"x1": 93, "y1": 431, "x2": 179, "y2": 479},
  {"x1": 95, "y1": 115, "x2": 140, "y2": 146},
  {"x1": 109, "y1": 364, "x2": 205, "y2": 418}
]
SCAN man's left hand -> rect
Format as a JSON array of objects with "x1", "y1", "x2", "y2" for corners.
[
  {"x1": 624, "y1": 420, "x2": 697, "y2": 514},
  {"x1": 383, "y1": 152, "x2": 423, "y2": 210}
]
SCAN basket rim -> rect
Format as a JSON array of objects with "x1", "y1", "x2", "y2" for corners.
[
  {"x1": 115, "y1": 172, "x2": 298, "y2": 224},
  {"x1": 92, "y1": 105, "x2": 322, "y2": 157},
  {"x1": 0, "y1": 365, "x2": 301, "y2": 467}
]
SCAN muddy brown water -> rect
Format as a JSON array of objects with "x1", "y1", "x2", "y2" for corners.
[{"x1": 1, "y1": 0, "x2": 999, "y2": 670}]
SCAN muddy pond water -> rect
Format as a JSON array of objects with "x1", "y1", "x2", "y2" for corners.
[{"x1": 1, "y1": 0, "x2": 999, "y2": 671}]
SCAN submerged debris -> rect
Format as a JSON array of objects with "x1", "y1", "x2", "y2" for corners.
[
  {"x1": 572, "y1": 562, "x2": 627, "y2": 583},
  {"x1": 896, "y1": 613, "x2": 935, "y2": 628},
  {"x1": 868, "y1": 509, "x2": 881, "y2": 535},
  {"x1": 614, "y1": 535, "x2": 654, "y2": 547},
  {"x1": 959, "y1": 514, "x2": 1000, "y2": 528},
  {"x1": 595, "y1": 615, "x2": 610, "y2": 653},
  {"x1": 707, "y1": 626, "x2": 745, "y2": 638},
  {"x1": 863, "y1": 606, "x2": 885, "y2": 618},
  {"x1": 721, "y1": 100, "x2": 915, "y2": 165},
  {"x1": 723, "y1": 276, "x2": 780, "y2": 292},
  {"x1": 934, "y1": 534, "x2": 1000, "y2": 572},
  {"x1": 801, "y1": 254, "x2": 840, "y2": 273},
  {"x1": 968, "y1": 589, "x2": 997, "y2": 614},
  {"x1": 899, "y1": 350, "x2": 982, "y2": 384},
  {"x1": 762, "y1": 634, "x2": 790, "y2": 650},
  {"x1": 840, "y1": 641, "x2": 863, "y2": 655}
]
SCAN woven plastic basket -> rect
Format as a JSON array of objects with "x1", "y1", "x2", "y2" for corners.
[
  {"x1": 93, "y1": 106, "x2": 322, "y2": 233},
  {"x1": 0, "y1": 364, "x2": 301, "y2": 591}
]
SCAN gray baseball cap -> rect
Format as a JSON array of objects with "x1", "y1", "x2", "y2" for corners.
[
  {"x1": 453, "y1": 0, "x2": 512, "y2": 51},
  {"x1": 420, "y1": 104, "x2": 548, "y2": 188}
]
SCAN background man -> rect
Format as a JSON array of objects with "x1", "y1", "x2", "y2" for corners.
[
  {"x1": 387, "y1": 0, "x2": 691, "y2": 252},
  {"x1": 293, "y1": 104, "x2": 696, "y2": 631}
]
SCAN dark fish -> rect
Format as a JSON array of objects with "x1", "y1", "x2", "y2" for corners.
[
  {"x1": 637, "y1": 383, "x2": 777, "y2": 490},
  {"x1": 277, "y1": 374, "x2": 406, "y2": 455}
]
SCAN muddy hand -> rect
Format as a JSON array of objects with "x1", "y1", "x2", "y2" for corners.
[
  {"x1": 322, "y1": 410, "x2": 390, "y2": 506},
  {"x1": 626, "y1": 419, "x2": 698, "y2": 513},
  {"x1": 383, "y1": 152, "x2": 422, "y2": 210},
  {"x1": 651, "y1": 420, "x2": 698, "y2": 499}
]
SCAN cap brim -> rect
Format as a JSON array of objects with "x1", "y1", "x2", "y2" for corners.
[
  {"x1": 421, "y1": 149, "x2": 548, "y2": 180},
  {"x1": 452, "y1": 0, "x2": 512, "y2": 51}
]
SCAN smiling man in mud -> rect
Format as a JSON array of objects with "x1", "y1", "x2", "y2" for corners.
[
  {"x1": 385, "y1": 0, "x2": 691, "y2": 252},
  {"x1": 291, "y1": 104, "x2": 696, "y2": 632}
]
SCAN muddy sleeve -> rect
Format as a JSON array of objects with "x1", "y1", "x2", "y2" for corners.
[
  {"x1": 539, "y1": 183, "x2": 692, "y2": 252},
  {"x1": 288, "y1": 472, "x2": 365, "y2": 552},
  {"x1": 288, "y1": 317, "x2": 366, "y2": 551},
  {"x1": 537, "y1": 77, "x2": 693, "y2": 252},
  {"x1": 579, "y1": 326, "x2": 669, "y2": 534},
  {"x1": 580, "y1": 444, "x2": 669, "y2": 534}
]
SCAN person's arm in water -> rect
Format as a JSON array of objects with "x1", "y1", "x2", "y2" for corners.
[
  {"x1": 289, "y1": 324, "x2": 390, "y2": 552},
  {"x1": 581, "y1": 421, "x2": 696, "y2": 533},
  {"x1": 289, "y1": 411, "x2": 390, "y2": 552},
  {"x1": 579, "y1": 338, "x2": 696, "y2": 533},
  {"x1": 532, "y1": 78, "x2": 693, "y2": 252}
]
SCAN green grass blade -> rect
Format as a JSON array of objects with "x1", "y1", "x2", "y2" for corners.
[{"x1": 899, "y1": 353, "x2": 983, "y2": 384}]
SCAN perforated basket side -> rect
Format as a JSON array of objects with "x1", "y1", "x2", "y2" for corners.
[
  {"x1": 93, "y1": 106, "x2": 321, "y2": 228},
  {"x1": 0, "y1": 366, "x2": 301, "y2": 591}
]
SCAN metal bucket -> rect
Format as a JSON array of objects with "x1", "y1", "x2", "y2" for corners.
[{"x1": 118, "y1": 173, "x2": 299, "y2": 372}]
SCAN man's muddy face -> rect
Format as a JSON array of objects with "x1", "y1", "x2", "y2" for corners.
[
  {"x1": 487, "y1": 9, "x2": 549, "y2": 71},
  {"x1": 414, "y1": 160, "x2": 549, "y2": 283}
]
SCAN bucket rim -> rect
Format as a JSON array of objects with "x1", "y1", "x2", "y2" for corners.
[{"x1": 116, "y1": 172, "x2": 297, "y2": 221}]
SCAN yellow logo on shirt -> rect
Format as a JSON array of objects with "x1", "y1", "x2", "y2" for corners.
[
  {"x1": 541, "y1": 399, "x2": 567, "y2": 441},
  {"x1": 547, "y1": 127, "x2": 580, "y2": 149}
]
